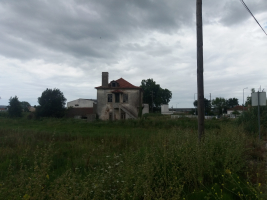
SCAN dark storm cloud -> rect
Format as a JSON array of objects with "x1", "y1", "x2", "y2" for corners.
[
  {"x1": 0, "y1": 0, "x2": 195, "y2": 62},
  {"x1": 1, "y1": 0, "x2": 264, "y2": 63},
  {"x1": 219, "y1": 0, "x2": 267, "y2": 26},
  {"x1": 0, "y1": 0, "x2": 266, "y2": 107}
]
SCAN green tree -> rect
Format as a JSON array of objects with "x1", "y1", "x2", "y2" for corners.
[
  {"x1": 193, "y1": 98, "x2": 211, "y2": 115},
  {"x1": 232, "y1": 109, "x2": 240, "y2": 118},
  {"x1": 226, "y1": 98, "x2": 239, "y2": 108},
  {"x1": 37, "y1": 88, "x2": 66, "y2": 118},
  {"x1": 212, "y1": 97, "x2": 227, "y2": 115},
  {"x1": 8, "y1": 96, "x2": 22, "y2": 117},
  {"x1": 20, "y1": 101, "x2": 31, "y2": 112},
  {"x1": 141, "y1": 79, "x2": 172, "y2": 111}
]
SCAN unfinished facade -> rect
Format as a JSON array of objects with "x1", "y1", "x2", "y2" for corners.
[
  {"x1": 66, "y1": 99, "x2": 97, "y2": 120},
  {"x1": 95, "y1": 72, "x2": 147, "y2": 120}
]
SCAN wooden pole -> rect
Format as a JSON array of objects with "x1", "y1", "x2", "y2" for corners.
[
  {"x1": 196, "y1": 0, "x2": 204, "y2": 141},
  {"x1": 258, "y1": 91, "x2": 261, "y2": 139}
]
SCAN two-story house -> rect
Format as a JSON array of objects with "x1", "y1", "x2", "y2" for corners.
[{"x1": 95, "y1": 72, "x2": 148, "y2": 120}]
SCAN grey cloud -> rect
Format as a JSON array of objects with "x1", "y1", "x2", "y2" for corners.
[
  {"x1": 220, "y1": 0, "x2": 267, "y2": 26},
  {"x1": 0, "y1": 0, "x2": 266, "y2": 108},
  {"x1": 0, "y1": 0, "x2": 196, "y2": 62}
]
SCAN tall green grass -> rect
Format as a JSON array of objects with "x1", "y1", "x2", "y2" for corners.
[{"x1": 0, "y1": 117, "x2": 266, "y2": 199}]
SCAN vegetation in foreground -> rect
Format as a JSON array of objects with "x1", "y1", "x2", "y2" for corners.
[{"x1": 0, "y1": 115, "x2": 266, "y2": 199}]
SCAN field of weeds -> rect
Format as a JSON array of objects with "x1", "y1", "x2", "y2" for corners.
[{"x1": 0, "y1": 115, "x2": 266, "y2": 199}]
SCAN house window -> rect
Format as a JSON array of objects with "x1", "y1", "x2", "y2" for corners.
[
  {"x1": 115, "y1": 93, "x2": 120, "y2": 103},
  {"x1": 112, "y1": 82, "x2": 116, "y2": 87},
  {"x1": 75, "y1": 104, "x2": 79, "y2": 106},
  {"x1": 107, "y1": 94, "x2": 113, "y2": 102},
  {"x1": 123, "y1": 94, "x2": 128, "y2": 103}
]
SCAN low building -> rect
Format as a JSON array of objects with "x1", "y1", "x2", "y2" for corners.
[
  {"x1": 67, "y1": 98, "x2": 96, "y2": 108},
  {"x1": 66, "y1": 99, "x2": 97, "y2": 120},
  {"x1": 95, "y1": 72, "x2": 148, "y2": 120},
  {"x1": 169, "y1": 108, "x2": 194, "y2": 114},
  {"x1": 0, "y1": 105, "x2": 8, "y2": 112},
  {"x1": 227, "y1": 105, "x2": 247, "y2": 117},
  {"x1": 161, "y1": 104, "x2": 174, "y2": 115},
  {"x1": 28, "y1": 106, "x2": 36, "y2": 112}
]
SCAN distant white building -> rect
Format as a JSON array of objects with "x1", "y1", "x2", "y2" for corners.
[
  {"x1": 227, "y1": 105, "x2": 247, "y2": 118},
  {"x1": 67, "y1": 99, "x2": 96, "y2": 108},
  {"x1": 28, "y1": 106, "x2": 36, "y2": 112},
  {"x1": 161, "y1": 104, "x2": 174, "y2": 115},
  {"x1": 0, "y1": 105, "x2": 8, "y2": 112},
  {"x1": 66, "y1": 99, "x2": 97, "y2": 120}
]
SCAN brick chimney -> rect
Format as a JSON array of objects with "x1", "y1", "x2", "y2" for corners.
[{"x1": 102, "y1": 72, "x2": 109, "y2": 87}]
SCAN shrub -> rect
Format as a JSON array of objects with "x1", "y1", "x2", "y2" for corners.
[
  {"x1": 237, "y1": 106, "x2": 267, "y2": 135},
  {"x1": 8, "y1": 96, "x2": 22, "y2": 118},
  {"x1": 37, "y1": 88, "x2": 66, "y2": 118}
]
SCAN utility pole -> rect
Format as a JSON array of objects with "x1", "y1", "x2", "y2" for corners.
[
  {"x1": 257, "y1": 91, "x2": 260, "y2": 139},
  {"x1": 210, "y1": 93, "x2": 211, "y2": 115},
  {"x1": 194, "y1": 93, "x2": 197, "y2": 115},
  {"x1": 196, "y1": 0, "x2": 204, "y2": 141},
  {"x1": 151, "y1": 91, "x2": 154, "y2": 113}
]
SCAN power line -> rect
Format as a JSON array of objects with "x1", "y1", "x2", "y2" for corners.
[{"x1": 239, "y1": 0, "x2": 267, "y2": 36}]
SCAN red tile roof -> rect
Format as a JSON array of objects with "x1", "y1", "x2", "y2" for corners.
[
  {"x1": 228, "y1": 105, "x2": 248, "y2": 111},
  {"x1": 95, "y1": 78, "x2": 140, "y2": 89},
  {"x1": 116, "y1": 78, "x2": 140, "y2": 88}
]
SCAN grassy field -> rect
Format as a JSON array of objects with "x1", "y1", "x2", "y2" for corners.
[{"x1": 0, "y1": 114, "x2": 266, "y2": 199}]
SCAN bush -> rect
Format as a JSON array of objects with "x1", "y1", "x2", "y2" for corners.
[
  {"x1": 8, "y1": 96, "x2": 22, "y2": 118},
  {"x1": 37, "y1": 88, "x2": 66, "y2": 118},
  {"x1": 0, "y1": 112, "x2": 8, "y2": 118},
  {"x1": 237, "y1": 106, "x2": 267, "y2": 135}
]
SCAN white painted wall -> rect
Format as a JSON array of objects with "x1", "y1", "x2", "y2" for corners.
[
  {"x1": 161, "y1": 104, "x2": 174, "y2": 115},
  {"x1": 161, "y1": 104, "x2": 169, "y2": 113},
  {"x1": 142, "y1": 104, "x2": 149, "y2": 114},
  {"x1": 67, "y1": 99, "x2": 95, "y2": 108}
]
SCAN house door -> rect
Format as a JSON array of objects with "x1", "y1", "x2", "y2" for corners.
[
  {"x1": 109, "y1": 112, "x2": 113, "y2": 120},
  {"x1": 121, "y1": 111, "x2": 126, "y2": 120}
]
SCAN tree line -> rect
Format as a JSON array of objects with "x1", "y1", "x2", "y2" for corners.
[
  {"x1": 193, "y1": 97, "x2": 244, "y2": 115},
  {"x1": 7, "y1": 83, "x2": 259, "y2": 118},
  {"x1": 7, "y1": 78, "x2": 172, "y2": 118},
  {"x1": 8, "y1": 88, "x2": 66, "y2": 118}
]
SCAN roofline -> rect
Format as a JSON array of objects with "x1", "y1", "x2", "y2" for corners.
[
  {"x1": 95, "y1": 87, "x2": 142, "y2": 90},
  {"x1": 67, "y1": 99, "x2": 97, "y2": 103}
]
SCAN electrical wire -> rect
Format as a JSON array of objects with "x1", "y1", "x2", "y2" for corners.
[{"x1": 239, "y1": 0, "x2": 267, "y2": 36}]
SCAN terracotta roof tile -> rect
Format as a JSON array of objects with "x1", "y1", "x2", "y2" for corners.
[
  {"x1": 95, "y1": 78, "x2": 140, "y2": 89},
  {"x1": 115, "y1": 78, "x2": 140, "y2": 89},
  {"x1": 228, "y1": 105, "x2": 248, "y2": 111}
]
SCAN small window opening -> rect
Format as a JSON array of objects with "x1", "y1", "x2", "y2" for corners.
[
  {"x1": 75, "y1": 104, "x2": 79, "y2": 106},
  {"x1": 108, "y1": 94, "x2": 113, "y2": 102},
  {"x1": 112, "y1": 82, "x2": 116, "y2": 87}
]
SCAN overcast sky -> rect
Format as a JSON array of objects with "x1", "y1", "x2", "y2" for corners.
[{"x1": 0, "y1": 0, "x2": 266, "y2": 108}]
